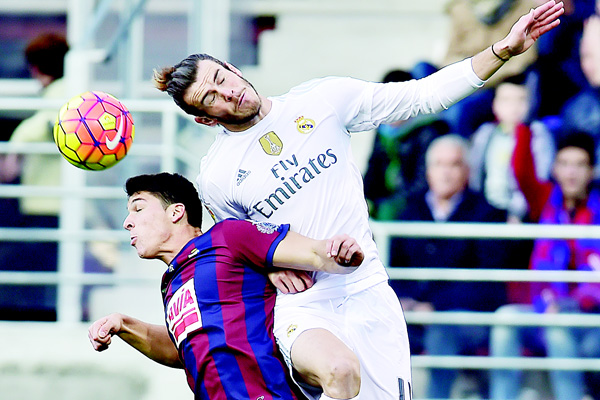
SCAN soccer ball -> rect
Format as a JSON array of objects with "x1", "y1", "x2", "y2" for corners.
[{"x1": 53, "y1": 91, "x2": 135, "y2": 170}]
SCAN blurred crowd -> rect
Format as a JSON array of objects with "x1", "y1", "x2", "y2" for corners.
[{"x1": 365, "y1": 1, "x2": 600, "y2": 399}]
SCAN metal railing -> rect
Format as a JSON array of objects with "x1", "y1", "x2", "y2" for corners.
[
  {"x1": 2, "y1": 97, "x2": 600, "y2": 382},
  {"x1": 369, "y1": 220, "x2": 600, "y2": 376},
  {"x1": 0, "y1": 96, "x2": 202, "y2": 322}
]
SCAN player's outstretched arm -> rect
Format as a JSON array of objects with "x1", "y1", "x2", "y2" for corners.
[
  {"x1": 471, "y1": 0, "x2": 564, "y2": 81},
  {"x1": 88, "y1": 313, "x2": 183, "y2": 369},
  {"x1": 273, "y1": 232, "x2": 364, "y2": 274}
]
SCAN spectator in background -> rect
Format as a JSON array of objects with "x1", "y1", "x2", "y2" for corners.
[
  {"x1": 390, "y1": 134, "x2": 508, "y2": 399},
  {"x1": 440, "y1": 0, "x2": 540, "y2": 137},
  {"x1": 533, "y1": 0, "x2": 597, "y2": 118},
  {"x1": 0, "y1": 33, "x2": 123, "y2": 322},
  {"x1": 560, "y1": 11, "x2": 600, "y2": 176},
  {"x1": 363, "y1": 69, "x2": 450, "y2": 220},
  {"x1": 469, "y1": 73, "x2": 555, "y2": 223},
  {"x1": 2, "y1": 33, "x2": 68, "y2": 216},
  {"x1": 0, "y1": 33, "x2": 69, "y2": 320},
  {"x1": 490, "y1": 130, "x2": 600, "y2": 400}
]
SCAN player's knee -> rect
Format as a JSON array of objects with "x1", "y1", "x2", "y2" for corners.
[{"x1": 321, "y1": 354, "x2": 361, "y2": 398}]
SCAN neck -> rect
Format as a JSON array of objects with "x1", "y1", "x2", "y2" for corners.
[
  {"x1": 433, "y1": 197, "x2": 452, "y2": 215},
  {"x1": 563, "y1": 196, "x2": 585, "y2": 211},
  {"x1": 160, "y1": 227, "x2": 203, "y2": 265},
  {"x1": 498, "y1": 121, "x2": 518, "y2": 133}
]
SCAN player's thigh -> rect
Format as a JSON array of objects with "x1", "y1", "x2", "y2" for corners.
[
  {"x1": 290, "y1": 327, "x2": 359, "y2": 387},
  {"x1": 345, "y1": 283, "x2": 412, "y2": 399}
]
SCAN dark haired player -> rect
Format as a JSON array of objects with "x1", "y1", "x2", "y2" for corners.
[{"x1": 88, "y1": 172, "x2": 363, "y2": 400}]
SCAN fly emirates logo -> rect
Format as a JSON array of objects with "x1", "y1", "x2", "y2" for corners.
[{"x1": 252, "y1": 148, "x2": 338, "y2": 218}]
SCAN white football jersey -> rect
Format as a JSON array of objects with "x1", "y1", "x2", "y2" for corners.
[{"x1": 198, "y1": 59, "x2": 483, "y2": 304}]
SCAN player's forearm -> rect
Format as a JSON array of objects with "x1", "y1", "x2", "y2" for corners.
[
  {"x1": 273, "y1": 232, "x2": 356, "y2": 274},
  {"x1": 117, "y1": 314, "x2": 183, "y2": 369}
]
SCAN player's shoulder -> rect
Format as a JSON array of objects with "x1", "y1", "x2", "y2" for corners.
[
  {"x1": 218, "y1": 218, "x2": 282, "y2": 234},
  {"x1": 204, "y1": 218, "x2": 242, "y2": 242},
  {"x1": 212, "y1": 219, "x2": 285, "y2": 253},
  {"x1": 279, "y1": 76, "x2": 359, "y2": 98},
  {"x1": 199, "y1": 136, "x2": 235, "y2": 183}
]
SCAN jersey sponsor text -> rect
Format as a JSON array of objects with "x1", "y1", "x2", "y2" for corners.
[
  {"x1": 252, "y1": 148, "x2": 338, "y2": 218},
  {"x1": 166, "y1": 279, "x2": 203, "y2": 345}
]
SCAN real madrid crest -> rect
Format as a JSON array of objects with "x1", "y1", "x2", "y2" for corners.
[
  {"x1": 295, "y1": 116, "x2": 315, "y2": 134},
  {"x1": 259, "y1": 131, "x2": 283, "y2": 156}
]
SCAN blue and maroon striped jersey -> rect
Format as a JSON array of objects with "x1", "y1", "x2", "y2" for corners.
[{"x1": 161, "y1": 218, "x2": 300, "y2": 400}]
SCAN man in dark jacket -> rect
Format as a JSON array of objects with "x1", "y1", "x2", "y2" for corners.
[{"x1": 390, "y1": 134, "x2": 508, "y2": 399}]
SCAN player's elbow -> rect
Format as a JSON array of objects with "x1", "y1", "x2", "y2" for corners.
[{"x1": 165, "y1": 358, "x2": 185, "y2": 369}]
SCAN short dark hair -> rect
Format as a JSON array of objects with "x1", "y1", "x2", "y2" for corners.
[
  {"x1": 25, "y1": 33, "x2": 69, "y2": 79},
  {"x1": 125, "y1": 173, "x2": 203, "y2": 228},
  {"x1": 153, "y1": 53, "x2": 230, "y2": 118},
  {"x1": 382, "y1": 69, "x2": 413, "y2": 83},
  {"x1": 557, "y1": 131, "x2": 597, "y2": 166},
  {"x1": 498, "y1": 72, "x2": 528, "y2": 87}
]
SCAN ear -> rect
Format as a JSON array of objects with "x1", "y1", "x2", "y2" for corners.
[
  {"x1": 225, "y1": 62, "x2": 243, "y2": 77},
  {"x1": 170, "y1": 203, "x2": 186, "y2": 223},
  {"x1": 194, "y1": 116, "x2": 218, "y2": 127}
]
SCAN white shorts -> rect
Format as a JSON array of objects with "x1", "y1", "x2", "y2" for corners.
[{"x1": 274, "y1": 282, "x2": 412, "y2": 400}]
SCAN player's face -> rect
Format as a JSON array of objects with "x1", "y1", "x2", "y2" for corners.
[
  {"x1": 184, "y1": 60, "x2": 262, "y2": 126},
  {"x1": 426, "y1": 144, "x2": 469, "y2": 200},
  {"x1": 123, "y1": 192, "x2": 174, "y2": 260},
  {"x1": 552, "y1": 147, "x2": 593, "y2": 201}
]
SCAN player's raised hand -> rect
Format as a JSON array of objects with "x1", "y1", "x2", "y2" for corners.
[
  {"x1": 326, "y1": 234, "x2": 364, "y2": 271},
  {"x1": 499, "y1": 0, "x2": 564, "y2": 57},
  {"x1": 88, "y1": 313, "x2": 123, "y2": 352}
]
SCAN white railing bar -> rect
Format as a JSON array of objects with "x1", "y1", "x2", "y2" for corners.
[
  {"x1": 0, "y1": 271, "x2": 156, "y2": 285},
  {"x1": 0, "y1": 97, "x2": 175, "y2": 112},
  {"x1": 0, "y1": 142, "x2": 60, "y2": 154},
  {"x1": 403, "y1": 311, "x2": 600, "y2": 327},
  {"x1": 6, "y1": 221, "x2": 594, "y2": 240},
  {"x1": 0, "y1": 256, "x2": 597, "y2": 285},
  {"x1": 386, "y1": 267, "x2": 600, "y2": 283},
  {"x1": 0, "y1": 184, "x2": 124, "y2": 198},
  {"x1": 371, "y1": 221, "x2": 600, "y2": 239},
  {"x1": 411, "y1": 355, "x2": 600, "y2": 371},
  {"x1": 0, "y1": 142, "x2": 186, "y2": 156},
  {"x1": 0, "y1": 228, "x2": 127, "y2": 241}
]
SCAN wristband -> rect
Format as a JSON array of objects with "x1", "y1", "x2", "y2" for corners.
[{"x1": 491, "y1": 44, "x2": 510, "y2": 62}]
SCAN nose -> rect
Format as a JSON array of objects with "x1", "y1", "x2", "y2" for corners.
[
  {"x1": 123, "y1": 215, "x2": 133, "y2": 230},
  {"x1": 219, "y1": 87, "x2": 236, "y2": 102}
]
